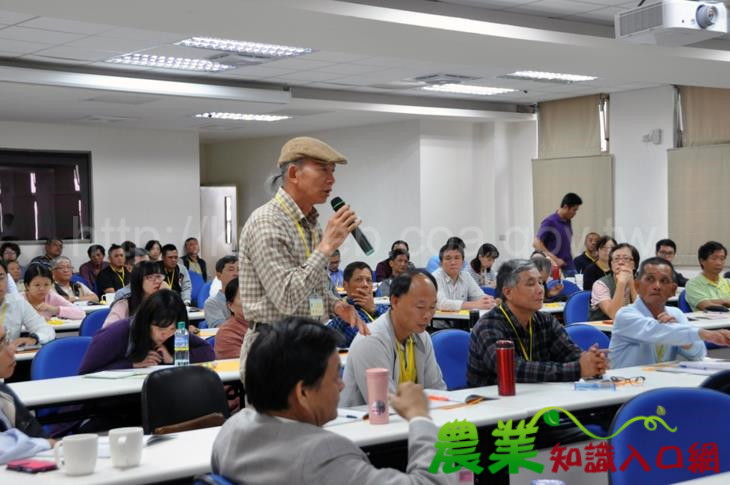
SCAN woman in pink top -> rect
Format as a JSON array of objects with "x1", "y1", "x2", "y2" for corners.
[{"x1": 23, "y1": 263, "x2": 86, "y2": 321}]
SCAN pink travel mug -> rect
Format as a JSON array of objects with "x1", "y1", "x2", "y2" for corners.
[
  {"x1": 366, "y1": 368, "x2": 389, "y2": 425},
  {"x1": 496, "y1": 340, "x2": 516, "y2": 396}
]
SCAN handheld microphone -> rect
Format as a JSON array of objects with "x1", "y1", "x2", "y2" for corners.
[{"x1": 330, "y1": 196, "x2": 374, "y2": 256}]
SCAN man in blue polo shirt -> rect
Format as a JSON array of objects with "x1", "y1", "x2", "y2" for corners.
[{"x1": 533, "y1": 192, "x2": 582, "y2": 276}]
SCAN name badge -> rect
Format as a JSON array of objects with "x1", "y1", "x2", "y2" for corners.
[{"x1": 309, "y1": 295, "x2": 324, "y2": 319}]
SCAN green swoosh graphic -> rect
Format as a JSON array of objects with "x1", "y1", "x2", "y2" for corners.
[{"x1": 528, "y1": 406, "x2": 677, "y2": 440}]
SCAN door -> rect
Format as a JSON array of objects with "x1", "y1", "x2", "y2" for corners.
[{"x1": 200, "y1": 186, "x2": 238, "y2": 266}]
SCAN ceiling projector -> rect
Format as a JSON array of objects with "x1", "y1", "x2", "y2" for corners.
[{"x1": 615, "y1": 0, "x2": 728, "y2": 46}]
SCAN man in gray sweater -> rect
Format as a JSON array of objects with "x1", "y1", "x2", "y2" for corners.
[{"x1": 212, "y1": 317, "x2": 456, "y2": 485}]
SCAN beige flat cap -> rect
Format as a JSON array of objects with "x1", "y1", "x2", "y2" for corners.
[{"x1": 277, "y1": 136, "x2": 347, "y2": 166}]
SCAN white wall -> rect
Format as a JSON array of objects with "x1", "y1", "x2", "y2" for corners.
[
  {"x1": 0, "y1": 120, "x2": 200, "y2": 268},
  {"x1": 610, "y1": 86, "x2": 675, "y2": 261}
]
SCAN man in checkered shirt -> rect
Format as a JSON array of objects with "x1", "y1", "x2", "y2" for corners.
[{"x1": 238, "y1": 137, "x2": 369, "y2": 382}]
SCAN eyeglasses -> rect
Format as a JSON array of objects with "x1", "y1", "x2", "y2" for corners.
[
  {"x1": 612, "y1": 256, "x2": 634, "y2": 263},
  {"x1": 610, "y1": 376, "x2": 645, "y2": 387},
  {"x1": 144, "y1": 274, "x2": 165, "y2": 282},
  {"x1": 657, "y1": 251, "x2": 675, "y2": 257}
]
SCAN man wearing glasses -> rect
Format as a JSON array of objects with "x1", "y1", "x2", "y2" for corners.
[
  {"x1": 655, "y1": 238, "x2": 688, "y2": 287},
  {"x1": 610, "y1": 257, "x2": 730, "y2": 368}
]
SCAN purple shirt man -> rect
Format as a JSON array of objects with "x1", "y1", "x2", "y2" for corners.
[{"x1": 533, "y1": 193, "x2": 582, "y2": 274}]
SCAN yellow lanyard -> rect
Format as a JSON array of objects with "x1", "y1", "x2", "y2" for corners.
[
  {"x1": 165, "y1": 268, "x2": 176, "y2": 288},
  {"x1": 113, "y1": 268, "x2": 126, "y2": 287},
  {"x1": 396, "y1": 336, "x2": 416, "y2": 384},
  {"x1": 0, "y1": 302, "x2": 8, "y2": 326},
  {"x1": 361, "y1": 308, "x2": 375, "y2": 322},
  {"x1": 498, "y1": 305, "x2": 533, "y2": 361},
  {"x1": 585, "y1": 251, "x2": 597, "y2": 264},
  {"x1": 656, "y1": 344, "x2": 666, "y2": 362},
  {"x1": 276, "y1": 194, "x2": 316, "y2": 258}
]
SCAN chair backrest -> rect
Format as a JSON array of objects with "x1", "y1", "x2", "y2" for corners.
[
  {"x1": 189, "y1": 271, "x2": 205, "y2": 306},
  {"x1": 564, "y1": 323, "x2": 609, "y2": 351},
  {"x1": 193, "y1": 474, "x2": 236, "y2": 485},
  {"x1": 609, "y1": 387, "x2": 730, "y2": 485},
  {"x1": 79, "y1": 308, "x2": 111, "y2": 337},
  {"x1": 70, "y1": 273, "x2": 92, "y2": 289},
  {"x1": 480, "y1": 286, "x2": 496, "y2": 297},
  {"x1": 701, "y1": 369, "x2": 730, "y2": 394},
  {"x1": 207, "y1": 335, "x2": 216, "y2": 350},
  {"x1": 547, "y1": 279, "x2": 580, "y2": 298},
  {"x1": 141, "y1": 366, "x2": 230, "y2": 434},
  {"x1": 563, "y1": 290, "x2": 591, "y2": 324},
  {"x1": 678, "y1": 289, "x2": 691, "y2": 313},
  {"x1": 199, "y1": 281, "x2": 213, "y2": 306},
  {"x1": 431, "y1": 329, "x2": 470, "y2": 390},
  {"x1": 31, "y1": 337, "x2": 93, "y2": 380}
]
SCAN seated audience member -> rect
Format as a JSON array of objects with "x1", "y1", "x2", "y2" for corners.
[
  {"x1": 573, "y1": 232, "x2": 600, "y2": 274},
  {"x1": 374, "y1": 240, "x2": 414, "y2": 281},
  {"x1": 426, "y1": 236, "x2": 465, "y2": 273},
  {"x1": 212, "y1": 318, "x2": 452, "y2": 485},
  {"x1": 611, "y1": 257, "x2": 730, "y2": 368},
  {"x1": 103, "y1": 261, "x2": 166, "y2": 328},
  {"x1": 6, "y1": 261, "x2": 24, "y2": 292},
  {"x1": 96, "y1": 244, "x2": 130, "y2": 294},
  {"x1": 327, "y1": 262, "x2": 388, "y2": 348},
  {"x1": 655, "y1": 238, "x2": 688, "y2": 287},
  {"x1": 161, "y1": 244, "x2": 192, "y2": 305},
  {"x1": 582, "y1": 236, "x2": 616, "y2": 291},
  {"x1": 341, "y1": 271, "x2": 446, "y2": 407},
  {"x1": 23, "y1": 264, "x2": 85, "y2": 321},
  {"x1": 204, "y1": 256, "x2": 239, "y2": 328},
  {"x1": 0, "y1": 322, "x2": 53, "y2": 465},
  {"x1": 377, "y1": 248, "x2": 410, "y2": 297},
  {"x1": 432, "y1": 243, "x2": 495, "y2": 311},
  {"x1": 214, "y1": 279, "x2": 249, "y2": 359},
  {"x1": 327, "y1": 249, "x2": 344, "y2": 289},
  {"x1": 686, "y1": 241, "x2": 730, "y2": 311},
  {"x1": 78, "y1": 244, "x2": 108, "y2": 291},
  {"x1": 145, "y1": 240, "x2": 162, "y2": 262},
  {"x1": 0, "y1": 262, "x2": 54, "y2": 347},
  {"x1": 589, "y1": 243, "x2": 640, "y2": 321},
  {"x1": 467, "y1": 243, "x2": 499, "y2": 288},
  {"x1": 467, "y1": 259, "x2": 608, "y2": 387},
  {"x1": 121, "y1": 241, "x2": 136, "y2": 255},
  {"x1": 1, "y1": 242, "x2": 22, "y2": 272},
  {"x1": 123, "y1": 247, "x2": 150, "y2": 275},
  {"x1": 51, "y1": 256, "x2": 98, "y2": 304},
  {"x1": 79, "y1": 290, "x2": 214, "y2": 374},
  {"x1": 29, "y1": 238, "x2": 63, "y2": 268},
  {"x1": 182, "y1": 237, "x2": 208, "y2": 282},
  {"x1": 530, "y1": 253, "x2": 564, "y2": 301}
]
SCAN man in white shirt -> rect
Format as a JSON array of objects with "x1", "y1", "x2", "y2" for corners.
[{"x1": 432, "y1": 243, "x2": 495, "y2": 311}]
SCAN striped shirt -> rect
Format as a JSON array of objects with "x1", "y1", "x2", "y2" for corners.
[{"x1": 238, "y1": 187, "x2": 338, "y2": 324}]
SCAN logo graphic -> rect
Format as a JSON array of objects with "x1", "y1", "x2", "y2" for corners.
[{"x1": 429, "y1": 419, "x2": 484, "y2": 475}]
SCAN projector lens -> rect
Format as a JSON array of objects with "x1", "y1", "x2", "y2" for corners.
[{"x1": 697, "y1": 5, "x2": 718, "y2": 29}]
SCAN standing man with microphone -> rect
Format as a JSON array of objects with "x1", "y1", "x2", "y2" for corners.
[{"x1": 238, "y1": 136, "x2": 369, "y2": 382}]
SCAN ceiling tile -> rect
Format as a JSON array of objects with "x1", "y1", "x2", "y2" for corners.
[
  {"x1": 0, "y1": 10, "x2": 37, "y2": 25},
  {"x1": 102, "y1": 27, "x2": 186, "y2": 44},
  {"x1": 0, "y1": 38, "x2": 51, "y2": 54},
  {"x1": 301, "y1": 50, "x2": 371, "y2": 63},
  {"x1": 0, "y1": 26, "x2": 84, "y2": 44},
  {"x1": 507, "y1": 0, "x2": 605, "y2": 17},
  {"x1": 274, "y1": 70, "x2": 346, "y2": 82},
  {"x1": 33, "y1": 45, "x2": 118, "y2": 62},
  {"x1": 264, "y1": 58, "x2": 335, "y2": 70},
  {"x1": 316, "y1": 63, "x2": 388, "y2": 75},
  {"x1": 66, "y1": 35, "x2": 160, "y2": 53},
  {"x1": 18, "y1": 16, "x2": 116, "y2": 35}
]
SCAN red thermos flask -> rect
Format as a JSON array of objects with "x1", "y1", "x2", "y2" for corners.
[{"x1": 496, "y1": 340, "x2": 516, "y2": 396}]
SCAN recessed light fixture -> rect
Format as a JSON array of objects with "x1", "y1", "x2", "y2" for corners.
[
  {"x1": 194, "y1": 112, "x2": 292, "y2": 121},
  {"x1": 106, "y1": 54, "x2": 236, "y2": 72},
  {"x1": 422, "y1": 84, "x2": 517, "y2": 96},
  {"x1": 176, "y1": 37, "x2": 312, "y2": 59},
  {"x1": 501, "y1": 71, "x2": 597, "y2": 83}
]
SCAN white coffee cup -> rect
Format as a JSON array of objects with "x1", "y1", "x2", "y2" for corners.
[
  {"x1": 109, "y1": 427, "x2": 144, "y2": 468},
  {"x1": 54, "y1": 434, "x2": 98, "y2": 476},
  {"x1": 102, "y1": 293, "x2": 116, "y2": 305}
]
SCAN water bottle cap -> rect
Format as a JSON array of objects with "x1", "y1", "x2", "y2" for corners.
[{"x1": 177, "y1": 321, "x2": 185, "y2": 329}]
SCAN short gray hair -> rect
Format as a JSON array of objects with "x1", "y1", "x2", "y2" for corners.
[
  {"x1": 267, "y1": 159, "x2": 303, "y2": 193},
  {"x1": 496, "y1": 259, "x2": 538, "y2": 299},
  {"x1": 51, "y1": 256, "x2": 72, "y2": 270},
  {"x1": 531, "y1": 255, "x2": 552, "y2": 276}
]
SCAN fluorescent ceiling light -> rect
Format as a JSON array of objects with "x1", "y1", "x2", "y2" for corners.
[
  {"x1": 106, "y1": 54, "x2": 236, "y2": 72},
  {"x1": 502, "y1": 71, "x2": 597, "y2": 83},
  {"x1": 194, "y1": 112, "x2": 292, "y2": 121},
  {"x1": 176, "y1": 37, "x2": 312, "y2": 59},
  {"x1": 421, "y1": 84, "x2": 517, "y2": 96}
]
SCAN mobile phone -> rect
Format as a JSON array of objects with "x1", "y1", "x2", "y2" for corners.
[{"x1": 6, "y1": 459, "x2": 58, "y2": 473}]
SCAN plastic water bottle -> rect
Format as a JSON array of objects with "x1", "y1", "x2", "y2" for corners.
[{"x1": 174, "y1": 322, "x2": 189, "y2": 366}]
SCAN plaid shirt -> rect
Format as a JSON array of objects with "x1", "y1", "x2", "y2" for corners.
[
  {"x1": 467, "y1": 304, "x2": 582, "y2": 387},
  {"x1": 327, "y1": 298, "x2": 388, "y2": 347},
  {"x1": 238, "y1": 188, "x2": 338, "y2": 324}
]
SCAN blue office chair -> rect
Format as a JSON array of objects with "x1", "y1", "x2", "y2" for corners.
[
  {"x1": 678, "y1": 289, "x2": 691, "y2": 313},
  {"x1": 480, "y1": 286, "x2": 496, "y2": 297},
  {"x1": 547, "y1": 279, "x2": 580, "y2": 298},
  {"x1": 565, "y1": 323, "x2": 609, "y2": 351},
  {"x1": 70, "y1": 273, "x2": 92, "y2": 289},
  {"x1": 189, "y1": 271, "x2": 204, "y2": 307},
  {"x1": 431, "y1": 329, "x2": 470, "y2": 390},
  {"x1": 79, "y1": 308, "x2": 111, "y2": 338},
  {"x1": 609, "y1": 388, "x2": 730, "y2": 485},
  {"x1": 563, "y1": 290, "x2": 591, "y2": 324},
  {"x1": 207, "y1": 335, "x2": 216, "y2": 350},
  {"x1": 32, "y1": 337, "x2": 93, "y2": 380},
  {"x1": 199, "y1": 281, "x2": 213, "y2": 306},
  {"x1": 193, "y1": 474, "x2": 235, "y2": 485}
]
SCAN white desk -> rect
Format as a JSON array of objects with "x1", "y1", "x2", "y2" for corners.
[
  {"x1": 582, "y1": 312, "x2": 730, "y2": 333},
  {"x1": 675, "y1": 472, "x2": 730, "y2": 484},
  {"x1": 10, "y1": 359, "x2": 241, "y2": 408},
  {"x1": 432, "y1": 303, "x2": 564, "y2": 322}
]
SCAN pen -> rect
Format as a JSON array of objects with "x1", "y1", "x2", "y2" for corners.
[{"x1": 428, "y1": 395, "x2": 450, "y2": 402}]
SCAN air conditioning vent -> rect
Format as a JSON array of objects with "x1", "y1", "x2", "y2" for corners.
[{"x1": 617, "y1": 2, "x2": 664, "y2": 36}]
